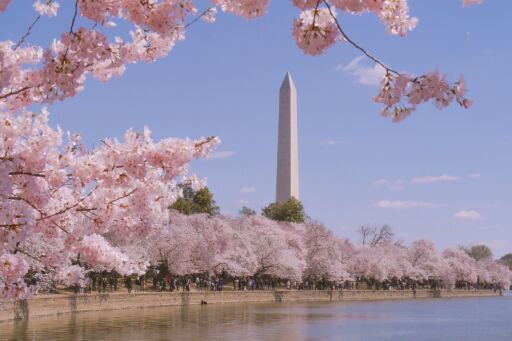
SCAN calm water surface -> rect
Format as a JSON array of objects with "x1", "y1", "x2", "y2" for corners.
[{"x1": 1, "y1": 294, "x2": 511, "y2": 340}]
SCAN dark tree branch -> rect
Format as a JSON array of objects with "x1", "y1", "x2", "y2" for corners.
[
  {"x1": 14, "y1": 15, "x2": 42, "y2": 50},
  {"x1": 70, "y1": 0, "x2": 79, "y2": 34},
  {"x1": 0, "y1": 86, "x2": 32, "y2": 100},
  {"x1": 322, "y1": 0, "x2": 400, "y2": 75},
  {"x1": 9, "y1": 171, "x2": 45, "y2": 178},
  {"x1": 185, "y1": 7, "x2": 213, "y2": 28}
]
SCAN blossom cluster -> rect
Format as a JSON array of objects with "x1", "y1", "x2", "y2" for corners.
[{"x1": 374, "y1": 72, "x2": 472, "y2": 122}]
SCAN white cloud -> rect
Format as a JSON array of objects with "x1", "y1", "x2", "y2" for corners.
[
  {"x1": 240, "y1": 187, "x2": 256, "y2": 193},
  {"x1": 374, "y1": 179, "x2": 404, "y2": 191},
  {"x1": 208, "y1": 150, "x2": 235, "y2": 159},
  {"x1": 453, "y1": 210, "x2": 484, "y2": 220},
  {"x1": 338, "y1": 56, "x2": 386, "y2": 86},
  {"x1": 411, "y1": 174, "x2": 460, "y2": 184},
  {"x1": 374, "y1": 200, "x2": 442, "y2": 209},
  {"x1": 467, "y1": 172, "x2": 482, "y2": 179},
  {"x1": 320, "y1": 139, "x2": 341, "y2": 146}
]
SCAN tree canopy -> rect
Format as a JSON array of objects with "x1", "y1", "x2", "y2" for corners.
[
  {"x1": 239, "y1": 206, "x2": 257, "y2": 217},
  {"x1": 358, "y1": 224, "x2": 395, "y2": 247},
  {"x1": 499, "y1": 254, "x2": 512, "y2": 270},
  {"x1": 170, "y1": 186, "x2": 219, "y2": 216},
  {"x1": 462, "y1": 244, "x2": 493, "y2": 262},
  {"x1": 262, "y1": 197, "x2": 305, "y2": 223}
]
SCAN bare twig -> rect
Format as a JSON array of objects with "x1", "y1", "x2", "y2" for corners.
[
  {"x1": 311, "y1": 0, "x2": 321, "y2": 28},
  {"x1": 9, "y1": 171, "x2": 45, "y2": 178},
  {"x1": 13, "y1": 247, "x2": 44, "y2": 263},
  {"x1": 0, "y1": 223, "x2": 26, "y2": 228},
  {"x1": 0, "y1": 86, "x2": 32, "y2": 100},
  {"x1": 9, "y1": 196, "x2": 45, "y2": 215},
  {"x1": 37, "y1": 185, "x2": 98, "y2": 222},
  {"x1": 14, "y1": 15, "x2": 42, "y2": 50},
  {"x1": 70, "y1": 0, "x2": 79, "y2": 34},
  {"x1": 322, "y1": 0, "x2": 400, "y2": 75},
  {"x1": 106, "y1": 188, "x2": 137, "y2": 208},
  {"x1": 51, "y1": 221, "x2": 70, "y2": 234},
  {"x1": 194, "y1": 136, "x2": 216, "y2": 149},
  {"x1": 185, "y1": 7, "x2": 213, "y2": 28}
]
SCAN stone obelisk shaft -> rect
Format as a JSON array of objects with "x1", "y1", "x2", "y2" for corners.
[{"x1": 276, "y1": 73, "x2": 299, "y2": 203}]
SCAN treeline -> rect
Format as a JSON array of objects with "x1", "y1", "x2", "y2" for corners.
[{"x1": 98, "y1": 212, "x2": 511, "y2": 291}]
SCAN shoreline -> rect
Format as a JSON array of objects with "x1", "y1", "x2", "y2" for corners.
[{"x1": 0, "y1": 289, "x2": 502, "y2": 322}]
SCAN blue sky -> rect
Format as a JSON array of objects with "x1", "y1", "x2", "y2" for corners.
[{"x1": 2, "y1": 1, "x2": 511, "y2": 257}]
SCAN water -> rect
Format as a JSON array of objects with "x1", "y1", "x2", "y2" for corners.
[{"x1": 1, "y1": 294, "x2": 512, "y2": 340}]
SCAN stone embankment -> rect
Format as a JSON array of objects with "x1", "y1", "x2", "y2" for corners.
[{"x1": 0, "y1": 289, "x2": 501, "y2": 322}]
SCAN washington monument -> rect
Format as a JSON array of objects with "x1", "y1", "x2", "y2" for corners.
[{"x1": 276, "y1": 72, "x2": 299, "y2": 203}]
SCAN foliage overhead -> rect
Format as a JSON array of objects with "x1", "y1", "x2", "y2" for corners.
[{"x1": 0, "y1": 0, "x2": 481, "y2": 121}]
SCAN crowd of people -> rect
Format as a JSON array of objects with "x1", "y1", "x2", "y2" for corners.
[{"x1": 42, "y1": 270, "x2": 506, "y2": 296}]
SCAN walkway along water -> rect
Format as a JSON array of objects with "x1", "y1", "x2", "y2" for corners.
[{"x1": 0, "y1": 289, "x2": 502, "y2": 322}]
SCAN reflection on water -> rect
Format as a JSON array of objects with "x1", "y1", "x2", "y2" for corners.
[{"x1": 1, "y1": 294, "x2": 512, "y2": 341}]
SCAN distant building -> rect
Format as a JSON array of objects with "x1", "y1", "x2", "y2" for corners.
[{"x1": 276, "y1": 73, "x2": 299, "y2": 203}]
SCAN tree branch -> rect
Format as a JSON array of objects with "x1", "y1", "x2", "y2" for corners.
[
  {"x1": 37, "y1": 185, "x2": 98, "y2": 222},
  {"x1": 70, "y1": 0, "x2": 79, "y2": 34},
  {"x1": 194, "y1": 136, "x2": 216, "y2": 149},
  {"x1": 14, "y1": 15, "x2": 42, "y2": 50},
  {"x1": 106, "y1": 188, "x2": 137, "y2": 208},
  {"x1": 185, "y1": 7, "x2": 213, "y2": 28},
  {"x1": 322, "y1": 0, "x2": 400, "y2": 75},
  {"x1": 0, "y1": 223, "x2": 26, "y2": 229},
  {"x1": 9, "y1": 171, "x2": 45, "y2": 178},
  {"x1": 13, "y1": 247, "x2": 45, "y2": 263},
  {"x1": 0, "y1": 86, "x2": 32, "y2": 100}
]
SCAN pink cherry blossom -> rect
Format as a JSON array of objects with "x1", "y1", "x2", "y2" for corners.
[
  {"x1": 33, "y1": 0, "x2": 60, "y2": 17},
  {"x1": 202, "y1": 7, "x2": 218, "y2": 23},
  {"x1": 0, "y1": 253, "x2": 30, "y2": 299},
  {"x1": 464, "y1": 0, "x2": 483, "y2": 6},
  {"x1": 55, "y1": 265, "x2": 88, "y2": 287},
  {"x1": 292, "y1": 8, "x2": 338, "y2": 55},
  {"x1": 211, "y1": 0, "x2": 268, "y2": 19}
]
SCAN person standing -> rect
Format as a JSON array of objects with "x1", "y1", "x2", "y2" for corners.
[
  {"x1": 125, "y1": 276, "x2": 132, "y2": 293},
  {"x1": 135, "y1": 277, "x2": 140, "y2": 292},
  {"x1": 109, "y1": 276, "x2": 115, "y2": 292},
  {"x1": 102, "y1": 277, "x2": 107, "y2": 292}
]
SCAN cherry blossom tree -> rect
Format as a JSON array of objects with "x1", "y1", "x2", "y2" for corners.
[
  {"x1": 442, "y1": 248, "x2": 478, "y2": 287},
  {"x1": 239, "y1": 216, "x2": 305, "y2": 280},
  {"x1": 0, "y1": 110, "x2": 218, "y2": 299},
  {"x1": 302, "y1": 221, "x2": 352, "y2": 282},
  {"x1": 407, "y1": 240, "x2": 447, "y2": 283}
]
